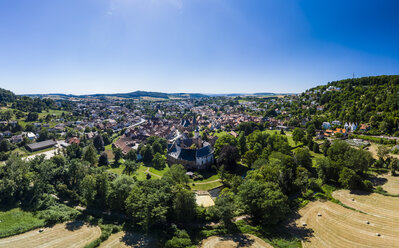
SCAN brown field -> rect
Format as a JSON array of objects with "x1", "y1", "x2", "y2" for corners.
[
  {"x1": 371, "y1": 173, "x2": 399, "y2": 195},
  {"x1": 295, "y1": 200, "x2": 399, "y2": 248},
  {"x1": 332, "y1": 190, "x2": 399, "y2": 220},
  {"x1": 200, "y1": 234, "x2": 272, "y2": 248},
  {"x1": 0, "y1": 221, "x2": 101, "y2": 248},
  {"x1": 99, "y1": 231, "x2": 157, "y2": 248}
]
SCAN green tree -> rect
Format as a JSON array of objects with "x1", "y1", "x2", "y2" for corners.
[
  {"x1": 123, "y1": 160, "x2": 140, "y2": 176},
  {"x1": 242, "y1": 150, "x2": 257, "y2": 168},
  {"x1": 292, "y1": 128, "x2": 305, "y2": 145},
  {"x1": 93, "y1": 135, "x2": 104, "y2": 151},
  {"x1": 217, "y1": 145, "x2": 239, "y2": 171},
  {"x1": 125, "y1": 149, "x2": 137, "y2": 161},
  {"x1": 83, "y1": 145, "x2": 97, "y2": 165},
  {"x1": 98, "y1": 152, "x2": 109, "y2": 166},
  {"x1": 107, "y1": 175, "x2": 135, "y2": 212},
  {"x1": 125, "y1": 179, "x2": 172, "y2": 231},
  {"x1": 210, "y1": 190, "x2": 237, "y2": 227},
  {"x1": 80, "y1": 175, "x2": 97, "y2": 206},
  {"x1": 163, "y1": 164, "x2": 189, "y2": 185},
  {"x1": 172, "y1": 186, "x2": 196, "y2": 223},
  {"x1": 152, "y1": 152, "x2": 166, "y2": 170},
  {"x1": 238, "y1": 179, "x2": 289, "y2": 225},
  {"x1": 113, "y1": 147, "x2": 123, "y2": 165},
  {"x1": 339, "y1": 167, "x2": 361, "y2": 190}
]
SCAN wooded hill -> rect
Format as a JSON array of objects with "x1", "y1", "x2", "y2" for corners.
[{"x1": 303, "y1": 75, "x2": 399, "y2": 135}]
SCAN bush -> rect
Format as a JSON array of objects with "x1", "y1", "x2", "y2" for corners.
[
  {"x1": 362, "y1": 180, "x2": 373, "y2": 192},
  {"x1": 37, "y1": 204, "x2": 80, "y2": 224}
]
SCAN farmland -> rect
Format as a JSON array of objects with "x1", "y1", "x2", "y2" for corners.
[
  {"x1": 0, "y1": 221, "x2": 101, "y2": 248},
  {"x1": 200, "y1": 234, "x2": 273, "y2": 248},
  {"x1": 294, "y1": 190, "x2": 399, "y2": 248}
]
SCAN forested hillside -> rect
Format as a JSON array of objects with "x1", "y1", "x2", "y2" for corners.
[{"x1": 303, "y1": 75, "x2": 399, "y2": 134}]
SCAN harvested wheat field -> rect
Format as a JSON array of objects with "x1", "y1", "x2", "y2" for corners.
[
  {"x1": 372, "y1": 173, "x2": 399, "y2": 195},
  {"x1": 200, "y1": 234, "x2": 272, "y2": 248},
  {"x1": 295, "y1": 200, "x2": 399, "y2": 248},
  {"x1": 332, "y1": 190, "x2": 399, "y2": 220},
  {"x1": 99, "y1": 231, "x2": 157, "y2": 248},
  {"x1": 0, "y1": 221, "x2": 101, "y2": 248}
]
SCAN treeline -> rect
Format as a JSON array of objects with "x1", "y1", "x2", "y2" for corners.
[
  {"x1": 304, "y1": 75, "x2": 399, "y2": 135},
  {"x1": 0, "y1": 88, "x2": 58, "y2": 112}
]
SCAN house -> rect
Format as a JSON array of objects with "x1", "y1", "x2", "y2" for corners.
[
  {"x1": 344, "y1": 122, "x2": 357, "y2": 132},
  {"x1": 359, "y1": 124, "x2": 370, "y2": 132},
  {"x1": 113, "y1": 135, "x2": 136, "y2": 155},
  {"x1": 25, "y1": 132, "x2": 36, "y2": 141},
  {"x1": 10, "y1": 135, "x2": 23, "y2": 143},
  {"x1": 322, "y1": 122, "x2": 331, "y2": 129},
  {"x1": 332, "y1": 120, "x2": 341, "y2": 126},
  {"x1": 167, "y1": 136, "x2": 214, "y2": 170},
  {"x1": 26, "y1": 139, "x2": 57, "y2": 152}
]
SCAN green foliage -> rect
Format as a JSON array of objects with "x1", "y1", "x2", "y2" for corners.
[
  {"x1": 152, "y1": 152, "x2": 166, "y2": 170},
  {"x1": 36, "y1": 204, "x2": 80, "y2": 224},
  {"x1": 238, "y1": 179, "x2": 289, "y2": 225},
  {"x1": 123, "y1": 160, "x2": 140, "y2": 176},
  {"x1": 163, "y1": 164, "x2": 189, "y2": 185},
  {"x1": 83, "y1": 145, "x2": 98, "y2": 165},
  {"x1": 125, "y1": 179, "x2": 172, "y2": 231},
  {"x1": 165, "y1": 228, "x2": 192, "y2": 248}
]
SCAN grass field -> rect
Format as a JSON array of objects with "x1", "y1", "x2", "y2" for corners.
[
  {"x1": 0, "y1": 221, "x2": 101, "y2": 248},
  {"x1": 0, "y1": 208, "x2": 45, "y2": 238},
  {"x1": 294, "y1": 190, "x2": 399, "y2": 247}
]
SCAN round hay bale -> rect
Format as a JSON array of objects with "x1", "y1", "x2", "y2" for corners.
[
  {"x1": 376, "y1": 233, "x2": 381, "y2": 237},
  {"x1": 366, "y1": 221, "x2": 370, "y2": 224},
  {"x1": 302, "y1": 223, "x2": 307, "y2": 227},
  {"x1": 317, "y1": 213, "x2": 322, "y2": 216}
]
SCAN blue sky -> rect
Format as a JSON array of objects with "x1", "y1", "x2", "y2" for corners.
[{"x1": 0, "y1": 0, "x2": 398, "y2": 94}]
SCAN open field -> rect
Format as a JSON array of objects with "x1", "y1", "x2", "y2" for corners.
[
  {"x1": 0, "y1": 221, "x2": 101, "y2": 248},
  {"x1": 370, "y1": 173, "x2": 399, "y2": 195},
  {"x1": 0, "y1": 208, "x2": 45, "y2": 238},
  {"x1": 200, "y1": 234, "x2": 273, "y2": 248},
  {"x1": 332, "y1": 190, "x2": 399, "y2": 220},
  {"x1": 294, "y1": 200, "x2": 399, "y2": 248},
  {"x1": 99, "y1": 231, "x2": 157, "y2": 248}
]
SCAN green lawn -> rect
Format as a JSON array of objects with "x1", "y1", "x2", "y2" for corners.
[
  {"x1": 0, "y1": 208, "x2": 45, "y2": 238},
  {"x1": 149, "y1": 166, "x2": 170, "y2": 177},
  {"x1": 190, "y1": 180, "x2": 223, "y2": 191},
  {"x1": 108, "y1": 165, "x2": 148, "y2": 181}
]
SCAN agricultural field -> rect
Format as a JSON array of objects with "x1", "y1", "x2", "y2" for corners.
[
  {"x1": 332, "y1": 190, "x2": 399, "y2": 220},
  {"x1": 200, "y1": 234, "x2": 273, "y2": 248},
  {"x1": 295, "y1": 194, "x2": 399, "y2": 247},
  {"x1": 0, "y1": 221, "x2": 101, "y2": 248},
  {"x1": 99, "y1": 231, "x2": 157, "y2": 248},
  {"x1": 370, "y1": 173, "x2": 399, "y2": 195}
]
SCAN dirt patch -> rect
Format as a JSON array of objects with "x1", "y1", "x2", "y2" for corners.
[
  {"x1": 196, "y1": 191, "x2": 215, "y2": 207},
  {"x1": 0, "y1": 221, "x2": 101, "y2": 248},
  {"x1": 295, "y1": 200, "x2": 399, "y2": 247},
  {"x1": 200, "y1": 234, "x2": 272, "y2": 248},
  {"x1": 99, "y1": 231, "x2": 157, "y2": 248}
]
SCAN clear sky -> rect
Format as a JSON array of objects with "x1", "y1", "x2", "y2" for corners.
[{"x1": 0, "y1": 0, "x2": 398, "y2": 95}]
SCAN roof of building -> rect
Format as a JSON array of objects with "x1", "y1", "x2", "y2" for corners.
[{"x1": 27, "y1": 139, "x2": 57, "y2": 150}]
